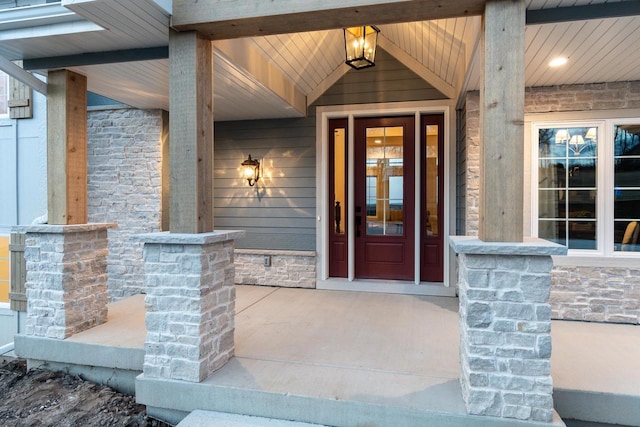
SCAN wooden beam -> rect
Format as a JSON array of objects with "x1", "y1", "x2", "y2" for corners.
[
  {"x1": 172, "y1": 0, "x2": 486, "y2": 40},
  {"x1": 47, "y1": 70, "x2": 88, "y2": 225},
  {"x1": 479, "y1": 0, "x2": 525, "y2": 242},
  {"x1": 526, "y1": 0, "x2": 640, "y2": 25},
  {"x1": 169, "y1": 30, "x2": 214, "y2": 233},
  {"x1": 23, "y1": 47, "x2": 169, "y2": 71}
]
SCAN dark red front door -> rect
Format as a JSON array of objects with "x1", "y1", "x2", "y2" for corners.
[{"x1": 354, "y1": 116, "x2": 415, "y2": 280}]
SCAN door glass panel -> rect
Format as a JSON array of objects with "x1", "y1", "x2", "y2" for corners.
[
  {"x1": 333, "y1": 128, "x2": 346, "y2": 234},
  {"x1": 365, "y1": 126, "x2": 403, "y2": 236},
  {"x1": 425, "y1": 124, "x2": 438, "y2": 236}
]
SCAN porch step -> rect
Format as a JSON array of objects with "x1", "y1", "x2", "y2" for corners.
[{"x1": 176, "y1": 410, "x2": 327, "y2": 427}]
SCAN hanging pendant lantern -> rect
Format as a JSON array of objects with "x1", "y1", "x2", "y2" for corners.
[{"x1": 344, "y1": 25, "x2": 380, "y2": 70}]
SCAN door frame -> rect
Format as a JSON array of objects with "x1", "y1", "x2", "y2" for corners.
[{"x1": 316, "y1": 100, "x2": 457, "y2": 294}]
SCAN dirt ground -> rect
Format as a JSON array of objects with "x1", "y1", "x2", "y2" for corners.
[{"x1": 0, "y1": 359, "x2": 170, "y2": 427}]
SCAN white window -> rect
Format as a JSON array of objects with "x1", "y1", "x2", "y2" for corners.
[{"x1": 533, "y1": 119, "x2": 640, "y2": 256}]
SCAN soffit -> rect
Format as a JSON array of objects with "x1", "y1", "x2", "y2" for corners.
[{"x1": 465, "y1": 0, "x2": 640, "y2": 91}]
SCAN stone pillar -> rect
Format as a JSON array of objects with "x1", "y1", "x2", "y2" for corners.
[
  {"x1": 17, "y1": 224, "x2": 116, "y2": 339},
  {"x1": 139, "y1": 231, "x2": 244, "y2": 382},
  {"x1": 450, "y1": 237, "x2": 566, "y2": 423}
]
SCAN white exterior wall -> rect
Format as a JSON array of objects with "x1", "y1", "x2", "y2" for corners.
[
  {"x1": 0, "y1": 83, "x2": 46, "y2": 349},
  {"x1": 0, "y1": 88, "x2": 47, "y2": 233}
]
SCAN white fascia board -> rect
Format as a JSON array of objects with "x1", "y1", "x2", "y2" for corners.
[
  {"x1": 0, "y1": 3, "x2": 103, "y2": 43},
  {"x1": 0, "y1": 3, "x2": 84, "y2": 30},
  {"x1": 0, "y1": 20, "x2": 103, "y2": 42}
]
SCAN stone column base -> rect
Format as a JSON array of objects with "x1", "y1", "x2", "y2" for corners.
[
  {"x1": 450, "y1": 236, "x2": 566, "y2": 423},
  {"x1": 138, "y1": 231, "x2": 245, "y2": 383},
  {"x1": 15, "y1": 223, "x2": 116, "y2": 339}
]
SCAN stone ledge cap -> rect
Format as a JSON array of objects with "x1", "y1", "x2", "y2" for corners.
[
  {"x1": 12, "y1": 223, "x2": 117, "y2": 234},
  {"x1": 134, "y1": 230, "x2": 246, "y2": 245},
  {"x1": 449, "y1": 236, "x2": 567, "y2": 256}
]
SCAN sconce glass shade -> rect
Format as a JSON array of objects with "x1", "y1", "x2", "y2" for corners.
[
  {"x1": 344, "y1": 25, "x2": 380, "y2": 70},
  {"x1": 241, "y1": 154, "x2": 260, "y2": 186}
]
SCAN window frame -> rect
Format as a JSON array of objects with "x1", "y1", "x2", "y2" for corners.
[{"x1": 531, "y1": 117, "x2": 640, "y2": 258}]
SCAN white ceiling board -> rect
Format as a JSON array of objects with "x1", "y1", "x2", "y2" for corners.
[
  {"x1": 378, "y1": 17, "x2": 480, "y2": 91},
  {"x1": 70, "y1": 54, "x2": 305, "y2": 121},
  {"x1": 72, "y1": 59, "x2": 169, "y2": 110},
  {"x1": 249, "y1": 29, "x2": 345, "y2": 96}
]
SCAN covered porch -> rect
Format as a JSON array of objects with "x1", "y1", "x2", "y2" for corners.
[{"x1": 15, "y1": 285, "x2": 640, "y2": 426}]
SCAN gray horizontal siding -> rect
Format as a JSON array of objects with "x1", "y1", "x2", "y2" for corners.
[
  {"x1": 214, "y1": 116, "x2": 316, "y2": 251},
  {"x1": 313, "y1": 48, "x2": 447, "y2": 107}
]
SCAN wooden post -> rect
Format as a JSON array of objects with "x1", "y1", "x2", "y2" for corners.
[
  {"x1": 47, "y1": 70, "x2": 88, "y2": 225},
  {"x1": 169, "y1": 30, "x2": 214, "y2": 234},
  {"x1": 479, "y1": 0, "x2": 525, "y2": 242}
]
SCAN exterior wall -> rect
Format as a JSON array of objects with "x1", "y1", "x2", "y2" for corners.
[
  {"x1": 313, "y1": 48, "x2": 446, "y2": 106},
  {"x1": 87, "y1": 107, "x2": 164, "y2": 300},
  {"x1": 463, "y1": 93, "x2": 481, "y2": 237},
  {"x1": 214, "y1": 117, "x2": 316, "y2": 252},
  {"x1": 456, "y1": 106, "x2": 467, "y2": 235},
  {"x1": 0, "y1": 88, "x2": 47, "y2": 231},
  {"x1": 551, "y1": 265, "x2": 640, "y2": 324},
  {"x1": 0, "y1": 84, "x2": 46, "y2": 308},
  {"x1": 462, "y1": 81, "x2": 640, "y2": 324},
  {"x1": 234, "y1": 249, "x2": 316, "y2": 288}
]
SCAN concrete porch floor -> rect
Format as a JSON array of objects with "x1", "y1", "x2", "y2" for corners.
[{"x1": 16, "y1": 285, "x2": 640, "y2": 426}]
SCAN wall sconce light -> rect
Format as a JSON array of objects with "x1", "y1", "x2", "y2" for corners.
[
  {"x1": 344, "y1": 25, "x2": 380, "y2": 70},
  {"x1": 241, "y1": 154, "x2": 260, "y2": 186}
]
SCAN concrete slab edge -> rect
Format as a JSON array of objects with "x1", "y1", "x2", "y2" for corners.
[
  {"x1": 14, "y1": 334, "x2": 144, "y2": 370},
  {"x1": 136, "y1": 375, "x2": 565, "y2": 427},
  {"x1": 554, "y1": 388, "x2": 640, "y2": 427},
  {"x1": 177, "y1": 410, "x2": 328, "y2": 427}
]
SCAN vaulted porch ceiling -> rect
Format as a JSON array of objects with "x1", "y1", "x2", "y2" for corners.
[{"x1": 0, "y1": 0, "x2": 639, "y2": 121}]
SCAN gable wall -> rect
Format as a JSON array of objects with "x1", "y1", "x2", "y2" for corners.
[
  {"x1": 215, "y1": 49, "x2": 447, "y2": 287},
  {"x1": 214, "y1": 48, "x2": 446, "y2": 253}
]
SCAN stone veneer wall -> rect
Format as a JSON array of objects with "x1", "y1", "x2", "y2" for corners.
[
  {"x1": 234, "y1": 249, "x2": 316, "y2": 288},
  {"x1": 87, "y1": 107, "x2": 164, "y2": 300},
  {"x1": 463, "y1": 82, "x2": 640, "y2": 324}
]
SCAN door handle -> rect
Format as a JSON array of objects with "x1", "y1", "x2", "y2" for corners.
[{"x1": 355, "y1": 215, "x2": 361, "y2": 237}]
